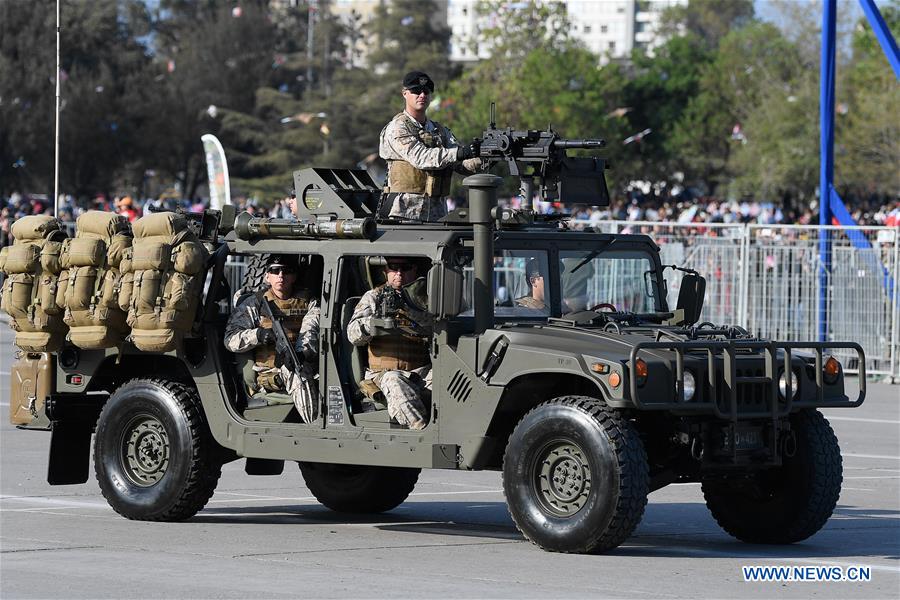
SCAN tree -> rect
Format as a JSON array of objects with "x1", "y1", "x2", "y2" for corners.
[
  {"x1": 835, "y1": 2, "x2": 900, "y2": 198},
  {"x1": 658, "y1": 0, "x2": 755, "y2": 52},
  {"x1": 620, "y1": 34, "x2": 713, "y2": 185},
  {"x1": 667, "y1": 22, "x2": 801, "y2": 195},
  {"x1": 136, "y1": 0, "x2": 277, "y2": 200},
  {"x1": 0, "y1": 0, "x2": 152, "y2": 197}
]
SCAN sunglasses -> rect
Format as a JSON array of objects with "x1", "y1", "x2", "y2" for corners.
[
  {"x1": 386, "y1": 263, "x2": 415, "y2": 272},
  {"x1": 405, "y1": 85, "x2": 432, "y2": 96},
  {"x1": 267, "y1": 267, "x2": 295, "y2": 275}
]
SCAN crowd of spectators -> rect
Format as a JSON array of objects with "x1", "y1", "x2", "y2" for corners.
[
  {"x1": 488, "y1": 194, "x2": 900, "y2": 229},
  {"x1": 3, "y1": 190, "x2": 898, "y2": 248}
]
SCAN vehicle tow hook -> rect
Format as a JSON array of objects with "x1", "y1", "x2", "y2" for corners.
[{"x1": 781, "y1": 430, "x2": 798, "y2": 458}]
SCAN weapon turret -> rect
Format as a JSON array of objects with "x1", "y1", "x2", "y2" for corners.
[{"x1": 479, "y1": 103, "x2": 610, "y2": 209}]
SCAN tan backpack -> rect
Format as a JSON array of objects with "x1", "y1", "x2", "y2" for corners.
[
  {"x1": 58, "y1": 211, "x2": 132, "y2": 349},
  {"x1": 124, "y1": 212, "x2": 208, "y2": 352},
  {"x1": 0, "y1": 215, "x2": 69, "y2": 351}
]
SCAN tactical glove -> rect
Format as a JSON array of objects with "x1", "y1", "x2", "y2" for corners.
[
  {"x1": 258, "y1": 328, "x2": 276, "y2": 345},
  {"x1": 456, "y1": 142, "x2": 479, "y2": 161}
]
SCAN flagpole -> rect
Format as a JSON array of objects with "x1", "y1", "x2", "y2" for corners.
[{"x1": 54, "y1": 0, "x2": 61, "y2": 216}]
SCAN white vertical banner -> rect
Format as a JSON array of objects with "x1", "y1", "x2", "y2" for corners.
[{"x1": 201, "y1": 134, "x2": 231, "y2": 209}]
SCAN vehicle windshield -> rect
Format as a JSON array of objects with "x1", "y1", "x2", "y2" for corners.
[
  {"x1": 456, "y1": 246, "x2": 662, "y2": 318},
  {"x1": 559, "y1": 248, "x2": 661, "y2": 314}
]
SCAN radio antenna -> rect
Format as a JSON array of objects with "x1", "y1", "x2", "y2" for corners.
[
  {"x1": 53, "y1": 0, "x2": 61, "y2": 216},
  {"x1": 489, "y1": 102, "x2": 496, "y2": 129}
]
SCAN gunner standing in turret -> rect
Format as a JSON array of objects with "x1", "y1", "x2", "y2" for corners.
[{"x1": 379, "y1": 71, "x2": 483, "y2": 222}]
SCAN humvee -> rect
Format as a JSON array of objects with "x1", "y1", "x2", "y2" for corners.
[{"x1": 6, "y1": 165, "x2": 865, "y2": 554}]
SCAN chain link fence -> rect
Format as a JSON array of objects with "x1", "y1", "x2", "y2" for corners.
[{"x1": 587, "y1": 221, "x2": 899, "y2": 378}]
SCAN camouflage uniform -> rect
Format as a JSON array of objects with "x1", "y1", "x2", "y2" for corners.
[
  {"x1": 379, "y1": 111, "x2": 482, "y2": 222},
  {"x1": 224, "y1": 290, "x2": 320, "y2": 422},
  {"x1": 346, "y1": 286, "x2": 433, "y2": 429}
]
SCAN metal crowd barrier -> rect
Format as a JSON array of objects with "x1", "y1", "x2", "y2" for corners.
[{"x1": 583, "y1": 221, "x2": 899, "y2": 380}]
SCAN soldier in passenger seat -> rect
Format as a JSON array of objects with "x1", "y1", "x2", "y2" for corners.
[
  {"x1": 224, "y1": 255, "x2": 320, "y2": 422},
  {"x1": 346, "y1": 257, "x2": 433, "y2": 430}
]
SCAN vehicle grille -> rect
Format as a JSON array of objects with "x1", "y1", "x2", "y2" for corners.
[{"x1": 712, "y1": 368, "x2": 776, "y2": 413}]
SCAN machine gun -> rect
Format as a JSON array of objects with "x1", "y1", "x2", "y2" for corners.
[
  {"x1": 259, "y1": 299, "x2": 303, "y2": 375},
  {"x1": 371, "y1": 285, "x2": 427, "y2": 337},
  {"x1": 479, "y1": 103, "x2": 610, "y2": 209}
]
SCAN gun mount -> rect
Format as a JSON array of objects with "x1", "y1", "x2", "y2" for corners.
[{"x1": 479, "y1": 103, "x2": 610, "y2": 210}]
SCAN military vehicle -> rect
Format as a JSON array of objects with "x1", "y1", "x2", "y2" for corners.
[{"x1": 2, "y1": 128, "x2": 865, "y2": 554}]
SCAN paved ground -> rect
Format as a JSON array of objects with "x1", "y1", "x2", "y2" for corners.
[{"x1": 1, "y1": 329, "x2": 898, "y2": 598}]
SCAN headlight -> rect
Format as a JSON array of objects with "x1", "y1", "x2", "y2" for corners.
[
  {"x1": 779, "y1": 369, "x2": 798, "y2": 399},
  {"x1": 635, "y1": 359, "x2": 648, "y2": 387},
  {"x1": 681, "y1": 370, "x2": 696, "y2": 401}
]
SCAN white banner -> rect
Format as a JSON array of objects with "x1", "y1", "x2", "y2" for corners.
[{"x1": 201, "y1": 134, "x2": 231, "y2": 209}]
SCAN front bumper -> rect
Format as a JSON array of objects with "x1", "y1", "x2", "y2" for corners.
[{"x1": 627, "y1": 340, "x2": 866, "y2": 421}]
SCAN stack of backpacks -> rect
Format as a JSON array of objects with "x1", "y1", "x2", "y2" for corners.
[
  {"x1": 0, "y1": 216, "x2": 69, "y2": 351},
  {"x1": 0, "y1": 210, "x2": 208, "y2": 353}
]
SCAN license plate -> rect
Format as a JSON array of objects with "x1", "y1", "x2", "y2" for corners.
[{"x1": 732, "y1": 428, "x2": 763, "y2": 450}]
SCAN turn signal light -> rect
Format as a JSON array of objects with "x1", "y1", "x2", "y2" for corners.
[
  {"x1": 824, "y1": 356, "x2": 841, "y2": 384},
  {"x1": 635, "y1": 359, "x2": 648, "y2": 387},
  {"x1": 608, "y1": 372, "x2": 621, "y2": 388}
]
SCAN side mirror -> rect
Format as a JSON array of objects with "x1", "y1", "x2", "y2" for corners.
[
  {"x1": 427, "y1": 264, "x2": 463, "y2": 318},
  {"x1": 676, "y1": 272, "x2": 706, "y2": 326}
]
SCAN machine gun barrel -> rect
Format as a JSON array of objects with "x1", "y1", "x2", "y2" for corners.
[
  {"x1": 552, "y1": 139, "x2": 606, "y2": 149},
  {"x1": 234, "y1": 212, "x2": 376, "y2": 240}
]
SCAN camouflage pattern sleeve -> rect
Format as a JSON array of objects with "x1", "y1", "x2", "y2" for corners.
[
  {"x1": 297, "y1": 300, "x2": 320, "y2": 361},
  {"x1": 441, "y1": 123, "x2": 482, "y2": 174},
  {"x1": 347, "y1": 289, "x2": 378, "y2": 346},
  {"x1": 224, "y1": 295, "x2": 266, "y2": 353},
  {"x1": 379, "y1": 115, "x2": 458, "y2": 170}
]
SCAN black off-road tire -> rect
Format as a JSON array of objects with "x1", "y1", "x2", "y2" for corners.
[
  {"x1": 503, "y1": 395, "x2": 649, "y2": 553},
  {"x1": 299, "y1": 462, "x2": 420, "y2": 513},
  {"x1": 702, "y1": 409, "x2": 842, "y2": 544},
  {"x1": 93, "y1": 378, "x2": 222, "y2": 521},
  {"x1": 232, "y1": 252, "x2": 271, "y2": 305}
]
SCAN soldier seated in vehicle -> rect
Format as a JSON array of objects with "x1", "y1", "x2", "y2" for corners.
[
  {"x1": 346, "y1": 257, "x2": 433, "y2": 430},
  {"x1": 515, "y1": 258, "x2": 547, "y2": 310},
  {"x1": 224, "y1": 255, "x2": 320, "y2": 422}
]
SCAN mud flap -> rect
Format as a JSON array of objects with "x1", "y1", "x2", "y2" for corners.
[
  {"x1": 245, "y1": 458, "x2": 285, "y2": 475},
  {"x1": 47, "y1": 421, "x2": 92, "y2": 485}
]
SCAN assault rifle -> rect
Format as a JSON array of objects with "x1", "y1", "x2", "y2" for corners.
[
  {"x1": 259, "y1": 299, "x2": 302, "y2": 374},
  {"x1": 478, "y1": 103, "x2": 610, "y2": 209}
]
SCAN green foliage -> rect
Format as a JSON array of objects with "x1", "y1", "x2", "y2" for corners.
[
  {"x1": 0, "y1": 0, "x2": 151, "y2": 196},
  {"x1": 835, "y1": 2, "x2": 900, "y2": 196},
  {"x1": 658, "y1": 0, "x2": 755, "y2": 51}
]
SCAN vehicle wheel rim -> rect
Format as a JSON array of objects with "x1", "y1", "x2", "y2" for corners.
[
  {"x1": 532, "y1": 439, "x2": 592, "y2": 517},
  {"x1": 121, "y1": 414, "x2": 170, "y2": 487}
]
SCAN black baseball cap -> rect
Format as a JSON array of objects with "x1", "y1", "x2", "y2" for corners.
[
  {"x1": 266, "y1": 255, "x2": 296, "y2": 272},
  {"x1": 402, "y1": 71, "x2": 434, "y2": 92}
]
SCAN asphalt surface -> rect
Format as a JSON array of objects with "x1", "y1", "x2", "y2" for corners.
[{"x1": 1, "y1": 327, "x2": 898, "y2": 599}]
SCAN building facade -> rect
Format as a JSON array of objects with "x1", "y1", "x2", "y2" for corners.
[{"x1": 447, "y1": 0, "x2": 685, "y2": 64}]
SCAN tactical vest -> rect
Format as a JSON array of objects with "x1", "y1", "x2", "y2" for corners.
[
  {"x1": 0, "y1": 215, "x2": 69, "y2": 351},
  {"x1": 58, "y1": 211, "x2": 133, "y2": 349},
  {"x1": 367, "y1": 286, "x2": 430, "y2": 372},
  {"x1": 254, "y1": 289, "x2": 312, "y2": 370},
  {"x1": 123, "y1": 212, "x2": 208, "y2": 352},
  {"x1": 386, "y1": 113, "x2": 453, "y2": 198}
]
